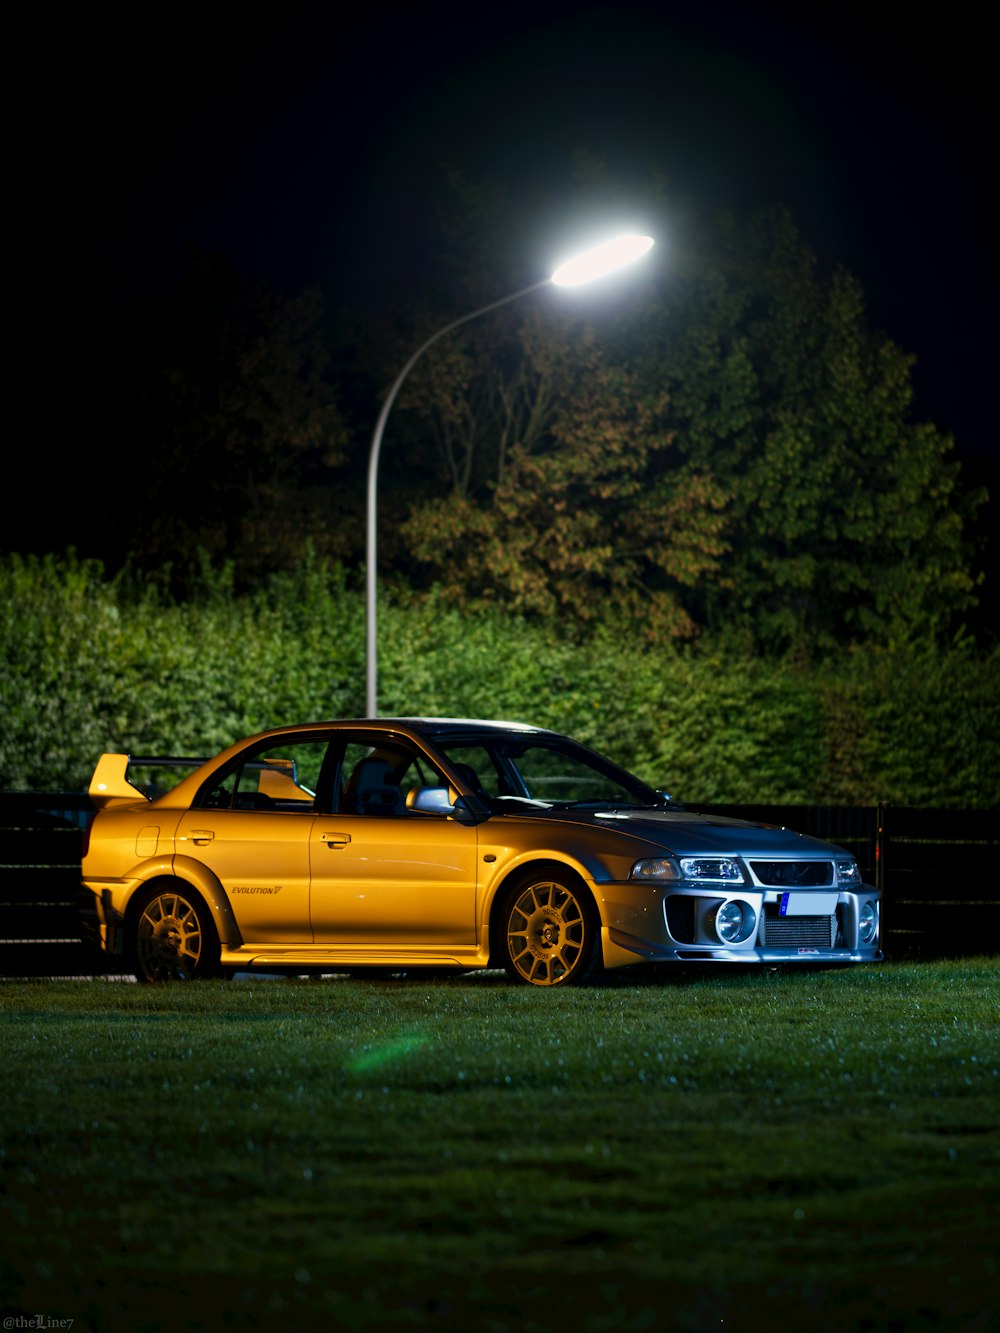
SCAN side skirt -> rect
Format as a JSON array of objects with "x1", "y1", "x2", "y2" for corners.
[{"x1": 220, "y1": 943, "x2": 491, "y2": 971}]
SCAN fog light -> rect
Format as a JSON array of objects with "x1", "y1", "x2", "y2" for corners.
[
  {"x1": 859, "y1": 900, "x2": 878, "y2": 944},
  {"x1": 716, "y1": 900, "x2": 756, "y2": 944}
]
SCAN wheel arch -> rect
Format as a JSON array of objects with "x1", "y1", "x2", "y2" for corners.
[
  {"x1": 486, "y1": 857, "x2": 599, "y2": 965},
  {"x1": 126, "y1": 877, "x2": 227, "y2": 982},
  {"x1": 126, "y1": 860, "x2": 243, "y2": 950}
]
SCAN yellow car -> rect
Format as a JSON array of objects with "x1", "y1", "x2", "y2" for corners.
[{"x1": 79, "y1": 718, "x2": 882, "y2": 985}]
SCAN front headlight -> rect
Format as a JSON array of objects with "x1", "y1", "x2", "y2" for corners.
[
  {"x1": 837, "y1": 859, "x2": 861, "y2": 886},
  {"x1": 630, "y1": 858, "x2": 680, "y2": 882},
  {"x1": 679, "y1": 857, "x2": 744, "y2": 883},
  {"x1": 859, "y1": 900, "x2": 878, "y2": 944}
]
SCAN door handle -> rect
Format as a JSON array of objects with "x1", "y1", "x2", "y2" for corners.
[
  {"x1": 181, "y1": 830, "x2": 215, "y2": 846},
  {"x1": 320, "y1": 832, "x2": 351, "y2": 848}
]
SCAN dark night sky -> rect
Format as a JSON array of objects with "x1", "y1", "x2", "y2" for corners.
[{"x1": 8, "y1": 1, "x2": 995, "y2": 513}]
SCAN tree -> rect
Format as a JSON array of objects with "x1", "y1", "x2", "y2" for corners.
[
  {"x1": 367, "y1": 165, "x2": 983, "y2": 648},
  {"x1": 645, "y1": 207, "x2": 984, "y2": 648},
  {"x1": 116, "y1": 252, "x2": 351, "y2": 587},
  {"x1": 396, "y1": 306, "x2": 729, "y2": 638}
]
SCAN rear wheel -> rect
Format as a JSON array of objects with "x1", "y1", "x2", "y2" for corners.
[
  {"x1": 498, "y1": 871, "x2": 602, "y2": 987},
  {"x1": 130, "y1": 885, "x2": 222, "y2": 982}
]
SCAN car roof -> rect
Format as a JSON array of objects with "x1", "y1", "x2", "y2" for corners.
[
  {"x1": 219, "y1": 718, "x2": 556, "y2": 750},
  {"x1": 255, "y1": 717, "x2": 550, "y2": 737},
  {"x1": 370, "y1": 717, "x2": 547, "y2": 738}
]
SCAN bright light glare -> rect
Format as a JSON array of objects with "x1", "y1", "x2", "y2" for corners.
[{"x1": 551, "y1": 234, "x2": 654, "y2": 287}]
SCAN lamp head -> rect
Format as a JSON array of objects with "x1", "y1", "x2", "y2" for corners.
[{"x1": 551, "y1": 234, "x2": 654, "y2": 287}]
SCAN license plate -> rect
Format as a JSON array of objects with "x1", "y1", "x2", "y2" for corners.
[{"x1": 778, "y1": 892, "x2": 839, "y2": 916}]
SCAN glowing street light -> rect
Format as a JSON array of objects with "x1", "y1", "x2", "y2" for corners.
[
  {"x1": 550, "y1": 234, "x2": 655, "y2": 287},
  {"x1": 365, "y1": 233, "x2": 654, "y2": 717}
]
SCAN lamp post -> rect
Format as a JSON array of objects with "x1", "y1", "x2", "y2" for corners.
[{"x1": 365, "y1": 233, "x2": 654, "y2": 717}]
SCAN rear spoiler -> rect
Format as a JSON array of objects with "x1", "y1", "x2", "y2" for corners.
[{"x1": 89, "y1": 755, "x2": 209, "y2": 811}]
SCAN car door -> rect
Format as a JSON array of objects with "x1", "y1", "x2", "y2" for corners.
[
  {"x1": 308, "y1": 736, "x2": 479, "y2": 945},
  {"x1": 176, "y1": 736, "x2": 332, "y2": 944}
]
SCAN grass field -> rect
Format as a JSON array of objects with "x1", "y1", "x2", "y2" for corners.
[{"x1": 1, "y1": 961, "x2": 997, "y2": 1332}]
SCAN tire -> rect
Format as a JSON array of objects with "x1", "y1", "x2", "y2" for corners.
[
  {"x1": 497, "y1": 870, "x2": 603, "y2": 987},
  {"x1": 129, "y1": 884, "x2": 223, "y2": 983}
]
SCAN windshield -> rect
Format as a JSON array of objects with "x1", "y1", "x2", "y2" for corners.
[{"x1": 434, "y1": 734, "x2": 662, "y2": 811}]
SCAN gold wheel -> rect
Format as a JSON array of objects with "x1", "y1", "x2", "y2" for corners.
[
  {"x1": 502, "y1": 876, "x2": 599, "y2": 987},
  {"x1": 133, "y1": 887, "x2": 218, "y2": 982}
]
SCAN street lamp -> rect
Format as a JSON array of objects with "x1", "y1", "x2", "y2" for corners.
[{"x1": 365, "y1": 233, "x2": 654, "y2": 717}]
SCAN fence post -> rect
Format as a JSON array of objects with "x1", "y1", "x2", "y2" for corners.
[{"x1": 876, "y1": 801, "x2": 888, "y2": 894}]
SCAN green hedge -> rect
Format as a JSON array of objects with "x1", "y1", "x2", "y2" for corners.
[{"x1": 2, "y1": 553, "x2": 997, "y2": 805}]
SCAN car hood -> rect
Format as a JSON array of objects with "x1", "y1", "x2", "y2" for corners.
[{"x1": 517, "y1": 806, "x2": 844, "y2": 858}]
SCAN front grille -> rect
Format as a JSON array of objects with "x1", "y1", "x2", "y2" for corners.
[
  {"x1": 750, "y1": 860, "x2": 833, "y2": 887},
  {"x1": 760, "y1": 906, "x2": 837, "y2": 948}
]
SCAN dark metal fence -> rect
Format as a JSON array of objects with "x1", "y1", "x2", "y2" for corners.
[
  {"x1": 0, "y1": 794, "x2": 116, "y2": 976},
  {"x1": 1, "y1": 794, "x2": 996, "y2": 976},
  {"x1": 876, "y1": 805, "x2": 1000, "y2": 958}
]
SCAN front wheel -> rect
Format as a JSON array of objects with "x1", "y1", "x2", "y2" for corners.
[
  {"x1": 130, "y1": 885, "x2": 222, "y2": 982},
  {"x1": 498, "y1": 872, "x2": 603, "y2": 987}
]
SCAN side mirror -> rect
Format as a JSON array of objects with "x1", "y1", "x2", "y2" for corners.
[
  {"x1": 406, "y1": 787, "x2": 487, "y2": 821},
  {"x1": 406, "y1": 785, "x2": 458, "y2": 814}
]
